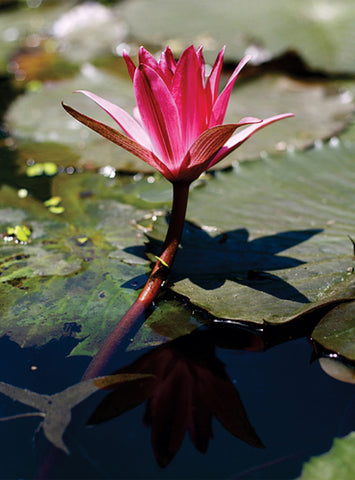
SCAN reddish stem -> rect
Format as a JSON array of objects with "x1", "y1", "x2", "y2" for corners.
[
  {"x1": 82, "y1": 181, "x2": 190, "y2": 380},
  {"x1": 36, "y1": 182, "x2": 190, "y2": 480}
]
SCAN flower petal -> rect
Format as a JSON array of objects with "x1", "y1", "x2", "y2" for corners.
[
  {"x1": 76, "y1": 90, "x2": 151, "y2": 149},
  {"x1": 138, "y1": 46, "x2": 173, "y2": 86},
  {"x1": 176, "y1": 117, "x2": 261, "y2": 182},
  {"x1": 176, "y1": 124, "x2": 239, "y2": 182},
  {"x1": 62, "y1": 102, "x2": 174, "y2": 180},
  {"x1": 158, "y1": 46, "x2": 176, "y2": 85},
  {"x1": 206, "y1": 46, "x2": 225, "y2": 104},
  {"x1": 139, "y1": 46, "x2": 160, "y2": 72},
  {"x1": 123, "y1": 50, "x2": 136, "y2": 81},
  {"x1": 134, "y1": 64, "x2": 183, "y2": 167},
  {"x1": 210, "y1": 55, "x2": 251, "y2": 126},
  {"x1": 171, "y1": 45, "x2": 208, "y2": 150},
  {"x1": 209, "y1": 113, "x2": 295, "y2": 168}
]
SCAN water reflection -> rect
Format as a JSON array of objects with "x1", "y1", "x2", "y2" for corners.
[
  {"x1": 89, "y1": 329, "x2": 264, "y2": 467},
  {"x1": 0, "y1": 318, "x2": 353, "y2": 478}
]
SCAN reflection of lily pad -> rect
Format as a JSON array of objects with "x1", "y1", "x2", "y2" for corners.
[
  {"x1": 122, "y1": 0, "x2": 355, "y2": 74},
  {"x1": 146, "y1": 141, "x2": 355, "y2": 324},
  {"x1": 5, "y1": 70, "x2": 354, "y2": 172}
]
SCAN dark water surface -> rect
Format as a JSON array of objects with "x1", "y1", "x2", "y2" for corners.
[{"x1": 0, "y1": 329, "x2": 353, "y2": 479}]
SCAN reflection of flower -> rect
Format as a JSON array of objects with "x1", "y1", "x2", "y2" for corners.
[
  {"x1": 90, "y1": 333, "x2": 263, "y2": 467},
  {"x1": 63, "y1": 45, "x2": 293, "y2": 183}
]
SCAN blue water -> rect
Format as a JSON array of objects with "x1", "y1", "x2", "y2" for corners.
[{"x1": 0, "y1": 329, "x2": 353, "y2": 479}]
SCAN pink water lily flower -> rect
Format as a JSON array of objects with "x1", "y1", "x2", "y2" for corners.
[{"x1": 63, "y1": 45, "x2": 293, "y2": 183}]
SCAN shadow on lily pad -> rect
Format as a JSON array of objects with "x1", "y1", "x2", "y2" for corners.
[{"x1": 126, "y1": 220, "x2": 322, "y2": 304}]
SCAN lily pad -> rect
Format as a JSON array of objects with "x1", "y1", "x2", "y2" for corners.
[
  {"x1": 146, "y1": 140, "x2": 355, "y2": 324},
  {"x1": 312, "y1": 301, "x2": 355, "y2": 361},
  {"x1": 121, "y1": 0, "x2": 355, "y2": 74},
  {"x1": 5, "y1": 70, "x2": 354, "y2": 172},
  {"x1": 126, "y1": 297, "x2": 206, "y2": 352},
  {"x1": 318, "y1": 357, "x2": 355, "y2": 384},
  {"x1": 4, "y1": 69, "x2": 147, "y2": 172},
  {"x1": 0, "y1": 0, "x2": 77, "y2": 73},
  {"x1": 0, "y1": 172, "x2": 154, "y2": 356},
  {"x1": 298, "y1": 432, "x2": 355, "y2": 480},
  {"x1": 223, "y1": 76, "x2": 354, "y2": 163},
  {"x1": 0, "y1": 169, "x2": 206, "y2": 356},
  {"x1": 49, "y1": 1, "x2": 128, "y2": 63}
]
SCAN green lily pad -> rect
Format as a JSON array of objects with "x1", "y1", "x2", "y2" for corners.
[
  {"x1": 0, "y1": 172, "x2": 155, "y2": 356},
  {"x1": 4, "y1": 69, "x2": 147, "y2": 172},
  {"x1": 48, "y1": 1, "x2": 128, "y2": 63},
  {"x1": 312, "y1": 301, "x2": 355, "y2": 361},
  {"x1": 298, "y1": 432, "x2": 355, "y2": 480},
  {"x1": 146, "y1": 141, "x2": 355, "y2": 324},
  {"x1": 224, "y1": 75, "x2": 354, "y2": 163},
  {"x1": 5, "y1": 71, "x2": 354, "y2": 172},
  {"x1": 0, "y1": 1, "x2": 76, "y2": 74},
  {"x1": 0, "y1": 168, "x2": 206, "y2": 356},
  {"x1": 126, "y1": 297, "x2": 206, "y2": 351},
  {"x1": 121, "y1": 0, "x2": 355, "y2": 74}
]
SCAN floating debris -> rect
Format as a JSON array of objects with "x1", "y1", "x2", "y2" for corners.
[
  {"x1": 26, "y1": 162, "x2": 58, "y2": 177},
  {"x1": 48, "y1": 206, "x2": 65, "y2": 215},
  {"x1": 44, "y1": 197, "x2": 64, "y2": 214},
  {"x1": 44, "y1": 196, "x2": 62, "y2": 208},
  {"x1": 5, "y1": 225, "x2": 31, "y2": 243}
]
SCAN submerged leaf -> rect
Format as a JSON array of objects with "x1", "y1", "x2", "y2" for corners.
[{"x1": 0, "y1": 373, "x2": 152, "y2": 454}]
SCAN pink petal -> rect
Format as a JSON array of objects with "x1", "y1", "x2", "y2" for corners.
[
  {"x1": 138, "y1": 46, "x2": 172, "y2": 86},
  {"x1": 76, "y1": 90, "x2": 151, "y2": 150},
  {"x1": 134, "y1": 64, "x2": 183, "y2": 167},
  {"x1": 196, "y1": 45, "x2": 206, "y2": 81},
  {"x1": 159, "y1": 46, "x2": 176, "y2": 85},
  {"x1": 123, "y1": 50, "x2": 136, "y2": 81},
  {"x1": 139, "y1": 46, "x2": 160, "y2": 72},
  {"x1": 209, "y1": 113, "x2": 295, "y2": 167},
  {"x1": 62, "y1": 102, "x2": 174, "y2": 180},
  {"x1": 206, "y1": 46, "x2": 225, "y2": 104},
  {"x1": 210, "y1": 55, "x2": 251, "y2": 126},
  {"x1": 176, "y1": 124, "x2": 239, "y2": 182},
  {"x1": 171, "y1": 45, "x2": 208, "y2": 150},
  {"x1": 133, "y1": 106, "x2": 143, "y2": 125}
]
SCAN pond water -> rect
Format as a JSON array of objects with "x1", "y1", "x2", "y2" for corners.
[{"x1": 0, "y1": 322, "x2": 353, "y2": 479}]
